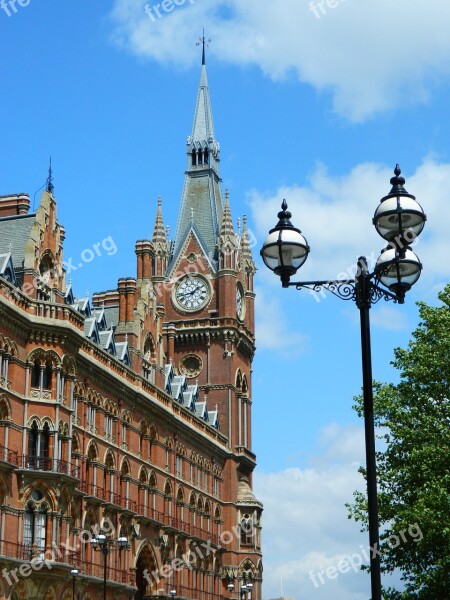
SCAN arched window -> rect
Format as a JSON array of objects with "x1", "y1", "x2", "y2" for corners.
[
  {"x1": 191, "y1": 149, "x2": 197, "y2": 166},
  {"x1": 240, "y1": 514, "x2": 254, "y2": 546},
  {"x1": 41, "y1": 423, "x2": 50, "y2": 459},
  {"x1": 42, "y1": 361, "x2": 52, "y2": 390},
  {"x1": 197, "y1": 149, "x2": 203, "y2": 165},
  {"x1": 203, "y1": 148, "x2": 209, "y2": 165},
  {"x1": 24, "y1": 490, "x2": 48, "y2": 559},
  {"x1": 31, "y1": 360, "x2": 41, "y2": 388},
  {"x1": 28, "y1": 421, "x2": 39, "y2": 462}
]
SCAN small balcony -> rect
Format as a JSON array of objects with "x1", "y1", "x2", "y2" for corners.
[
  {"x1": 0, "y1": 444, "x2": 19, "y2": 469},
  {"x1": 17, "y1": 455, "x2": 80, "y2": 479},
  {"x1": 80, "y1": 482, "x2": 137, "y2": 512}
]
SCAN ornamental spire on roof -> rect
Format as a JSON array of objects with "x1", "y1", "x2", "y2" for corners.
[
  {"x1": 152, "y1": 196, "x2": 167, "y2": 245},
  {"x1": 192, "y1": 30, "x2": 214, "y2": 146},
  {"x1": 169, "y1": 34, "x2": 223, "y2": 274},
  {"x1": 220, "y1": 190, "x2": 237, "y2": 242},
  {"x1": 240, "y1": 215, "x2": 256, "y2": 272}
]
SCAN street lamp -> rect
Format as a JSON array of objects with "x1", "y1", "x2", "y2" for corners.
[
  {"x1": 70, "y1": 566, "x2": 79, "y2": 599},
  {"x1": 90, "y1": 529, "x2": 128, "y2": 600},
  {"x1": 170, "y1": 590, "x2": 177, "y2": 598},
  {"x1": 261, "y1": 165, "x2": 426, "y2": 600}
]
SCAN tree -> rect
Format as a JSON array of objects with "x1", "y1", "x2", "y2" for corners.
[{"x1": 349, "y1": 284, "x2": 450, "y2": 599}]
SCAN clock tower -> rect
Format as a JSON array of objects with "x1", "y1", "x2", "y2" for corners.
[{"x1": 154, "y1": 43, "x2": 263, "y2": 593}]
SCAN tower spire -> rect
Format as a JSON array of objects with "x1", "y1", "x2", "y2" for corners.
[{"x1": 169, "y1": 38, "x2": 222, "y2": 274}]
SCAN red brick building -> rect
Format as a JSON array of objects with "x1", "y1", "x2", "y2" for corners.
[{"x1": 0, "y1": 50, "x2": 262, "y2": 600}]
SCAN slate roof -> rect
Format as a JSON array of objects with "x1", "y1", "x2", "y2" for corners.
[{"x1": 0, "y1": 214, "x2": 35, "y2": 269}]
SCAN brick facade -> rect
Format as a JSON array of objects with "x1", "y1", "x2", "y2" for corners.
[{"x1": 0, "y1": 56, "x2": 262, "y2": 600}]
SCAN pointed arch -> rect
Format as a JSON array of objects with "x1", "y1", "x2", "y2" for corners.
[
  {"x1": 0, "y1": 394, "x2": 11, "y2": 420},
  {"x1": 235, "y1": 369, "x2": 242, "y2": 391},
  {"x1": 139, "y1": 466, "x2": 149, "y2": 485},
  {"x1": 242, "y1": 374, "x2": 249, "y2": 396},
  {"x1": 135, "y1": 540, "x2": 160, "y2": 598},
  {"x1": 86, "y1": 441, "x2": 99, "y2": 462}
]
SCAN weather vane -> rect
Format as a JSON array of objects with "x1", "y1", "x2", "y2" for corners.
[{"x1": 196, "y1": 28, "x2": 211, "y2": 65}]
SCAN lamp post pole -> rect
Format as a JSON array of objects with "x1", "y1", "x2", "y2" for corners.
[
  {"x1": 90, "y1": 530, "x2": 128, "y2": 600},
  {"x1": 70, "y1": 566, "x2": 79, "y2": 600},
  {"x1": 357, "y1": 256, "x2": 382, "y2": 598},
  {"x1": 261, "y1": 165, "x2": 426, "y2": 600}
]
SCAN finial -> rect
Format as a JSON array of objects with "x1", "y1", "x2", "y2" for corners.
[
  {"x1": 243, "y1": 215, "x2": 247, "y2": 228},
  {"x1": 158, "y1": 196, "x2": 162, "y2": 207},
  {"x1": 225, "y1": 188, "x2": 229, "y2": 202},
  {"x1": 197, "y1": 28, "x2": 211, "y2": 65},
  {"x1": 7, "y1": 242, "x2": 12, "y2": 253},
  {"x1": 166, "y1": 225, "x2": 170, "y2": 238},
  {"x1": 237, "y1": 218, "x2": 241, "y2": 236},
  {"x1": 68, "y1": 276, "x2": 72, "y2": 285},
  {"x1": 46, "y1": 157, "x2": 54, "y2": 194},
  {"x1": 190, "y1": 207, "x2": 194, "y2": 223},
  {"x1": 389, "y1": 164, "x2": 407, "y2": 194},
  {"x1": 215, "y1": 403, "x2": 218, "y2": 411},
  {"x1": 125, "y1": 332, "x2": 128, "y2": 342}
]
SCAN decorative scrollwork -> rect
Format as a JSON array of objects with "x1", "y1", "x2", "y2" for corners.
[
  {"x1": 369, "y1": 284, "x2": 398, "y2": 305},
  {"x1": 294, "y1": 280, "x2": 357, "y2": 302}
]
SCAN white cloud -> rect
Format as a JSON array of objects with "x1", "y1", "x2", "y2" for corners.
[
  {"x1": 255, "y1": 276, "x2": 310, "y2": 354},
  {"x1": 254, "y1": 423, "x2": 378, "y2": 600},
  {"x1": 110, "y1": 0, "x2": 450, "y2": 120},
  {"x1": 251, "y1": 159, "x2": 450, "y2": 296}
]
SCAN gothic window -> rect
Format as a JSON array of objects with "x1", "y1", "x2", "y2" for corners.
[
  {"x1": 197, "y1": 149, "x2": 203, "y2": 165},
  {"x1": 41, "y1": 423, "x2": 50, "y2": 458},
  {"x1": 24, "y1": 490, "x2": 48, "y2": 558},
  {"x1": 31, "y1": 360, "x2": 40, "y2": 388},
  {"x1": 42, "y1": 361, "x2": 52, "y2": 390},
  {"x1": 203, "y1": 148, "x2": 209, "y2": 165},
  {"x1": 28, "y1": 421, "x2": 39, "y2": 458},
  {"x1": 213, "y1": 476, "x2": 220, "y2": 497},
  {"x1": 191, "y1": 149, "x2": 197, "y2": 166},
  {"x1": 87, "y1": 404, "x2": 96, "y2": 429},
  {"x1": 104, "y1": 414, "x2": 113, "y2": 438},
  {"x1": 176, "y1": 455, "x2": 183, "y2": 478},
  {"x1": 240, "y1": 514, "x2": 254, "y2": 546}
]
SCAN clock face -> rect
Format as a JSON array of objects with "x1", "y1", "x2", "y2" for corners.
[
  {"x1": 174, "y1": 276, "x2": 210, "y2": 311},
  {"x1": 236, "y1": 283, "x2": 245, "y2": 320}
]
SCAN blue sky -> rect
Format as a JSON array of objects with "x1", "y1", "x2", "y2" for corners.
[{"x1": 1, "y1": 1, "x2": 450, "y2": 598}]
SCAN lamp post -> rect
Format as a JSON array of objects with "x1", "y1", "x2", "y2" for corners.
[
  {"x1": 260, "y1": 165, "x2": 426, "y2": 600},
  {"x1": 70, "y1": 566, "x2": 79, "y2": 599},
  {"x1": 170, "y1": 589, "x2": 177, "y2": 598},
  {"x1": 90, "y1": 530, "x2": 128, "y2": 600}
]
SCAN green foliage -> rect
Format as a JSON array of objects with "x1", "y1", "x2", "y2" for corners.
[{"x1": 348, "y1": 284, "x2": 450, "y2": 598}]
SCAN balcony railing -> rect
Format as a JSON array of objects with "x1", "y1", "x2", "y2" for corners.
[
  {"x1": 19, "y1": 455, "x2": 80, "y2": 478},
  {"x1": 136, "y1": 504, "x2": 165, "y2": 523},
  {"x1": 80, "y1": 482, "x2": 137, "y2": 512},
  {"x1": 0, "y1": 540, "x2": 79, "y2": 563},
  {"x1": 0, "y1": 444, "x2": 19, "y2": 465},
  {"x1": 81, "y1": 559, "x2": 130, "y2": 585},
  {"x1": 163, "y1": 515, "x2": 219, "y2": 545}
]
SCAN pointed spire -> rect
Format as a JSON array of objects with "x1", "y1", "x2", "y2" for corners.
[
  {"x1": 46, "y1": 157, "x2": 54, "y2": 194},
  {"x1": 240, "y1": 215, "x2": 256, "y2": 271},
  {"x1": 152, "y1": 197, "x2": 168, "y2": 244},
  {"x1": 169, "y1": 39, "x2": 223, "y2": 274},
  {"x1": 220, "y1": 190, "x2": 236, "y2": 240},
  {"x1": 191, "y1": 33, "x2": 215, "y2": 144}
]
